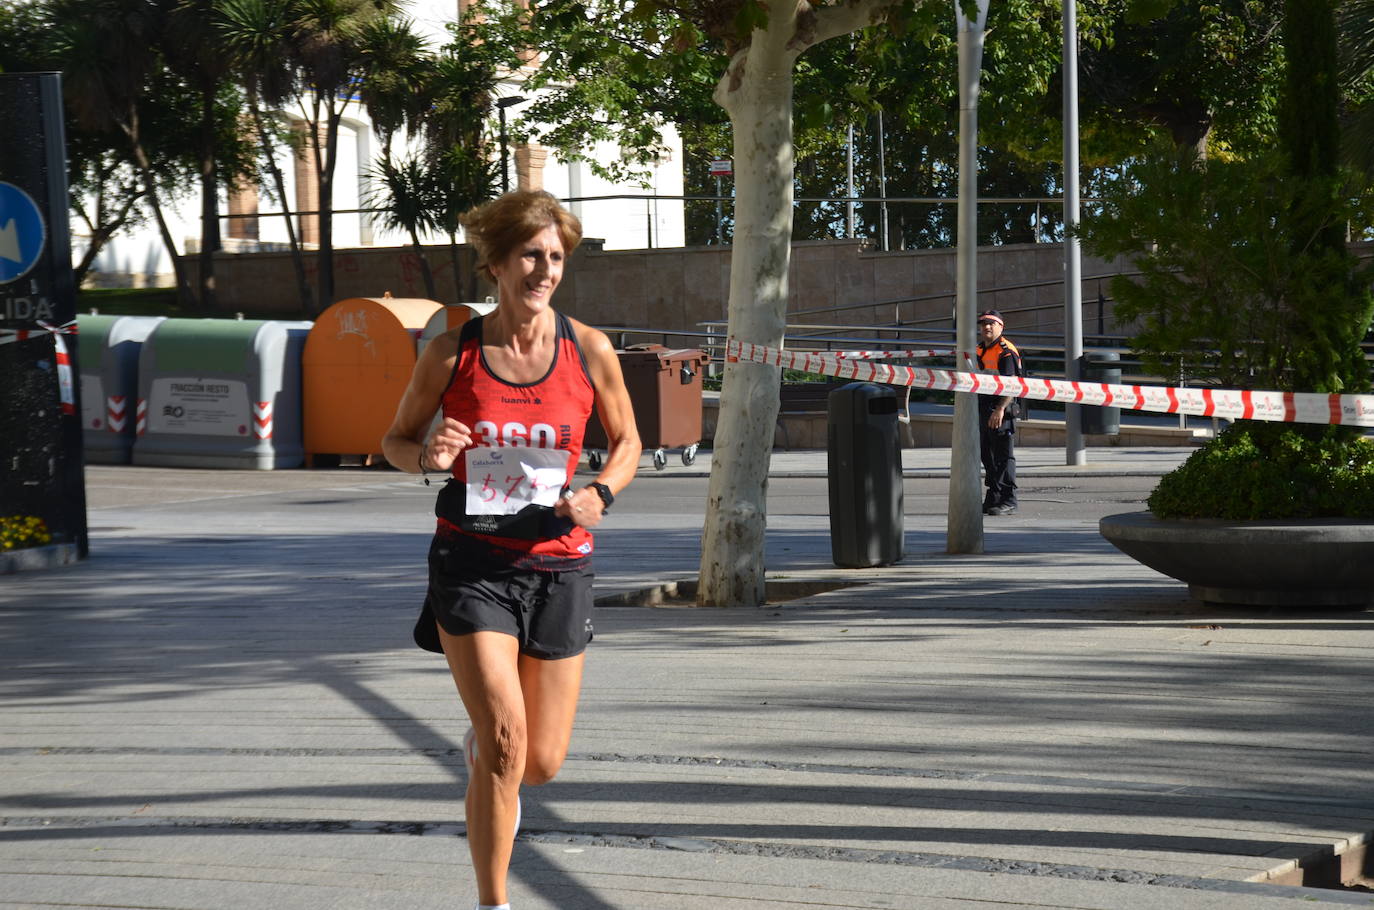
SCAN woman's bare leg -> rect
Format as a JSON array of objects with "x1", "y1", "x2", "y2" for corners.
[
  {"x1": 438, "y1": 628, "x2": 525, "y2": 907},
  {"x1": 518, "y1": 651, "x2": 586, "y2": 785},
  {"x1": 438, "y1": 625, "x2": 588, "y2": 905}
]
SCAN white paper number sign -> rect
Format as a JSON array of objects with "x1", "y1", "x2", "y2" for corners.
[{"x1": 464, "y1": 447, "x2": 568, "y2": 515}]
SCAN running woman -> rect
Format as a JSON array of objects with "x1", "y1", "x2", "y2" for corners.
[{"x1": 382, "y1": 190, "x2": 640, "y2": 910}]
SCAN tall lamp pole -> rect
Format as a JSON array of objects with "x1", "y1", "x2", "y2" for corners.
[
  {"x1": 846, "y1": 123, "x2": 856, "y2": 239},
  {"x1": 948, "y1": 0, "x2": 990, "y2": 555},
  {"x1": 877, "y1": 109, "x2": 889, "y2": 250},
  {"x1": 496, "y1": 96, "x2": 525, "y2": 194},
  {"x1": 1062, "y1": 0, "x2": 1085, "y2": 465}
]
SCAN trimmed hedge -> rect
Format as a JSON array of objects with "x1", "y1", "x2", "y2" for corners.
[{"x1": 1149, "y1": 423, "x2": 1374, "y2": 520}]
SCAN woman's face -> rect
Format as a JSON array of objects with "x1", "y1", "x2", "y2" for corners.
[{"x1": 490, "y1": 224, "x2": 565, "y2": 314}]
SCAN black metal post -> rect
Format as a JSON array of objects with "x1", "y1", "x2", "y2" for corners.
[
  {"x1": 0, "y1": 72, "x2": 88, "y2": 560},
  {"x1": 495, "y1": 96, "x2": 525, "y2": 195},
  {"x1": 499, "y1": 105, "x2": 510, "y2": 193}
]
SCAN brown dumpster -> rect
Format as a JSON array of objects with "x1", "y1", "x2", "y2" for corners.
[
  {"x1": 302, "y1": 295, "x2": 441, "y2": 466},
  {"x1": 584, "y1": 344, "x2": 708, "y2": 470}
]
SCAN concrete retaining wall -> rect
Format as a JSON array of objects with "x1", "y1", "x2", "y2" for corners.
[{"x1": 196, "y1": 239, "x2": 1128, "y2": 342}]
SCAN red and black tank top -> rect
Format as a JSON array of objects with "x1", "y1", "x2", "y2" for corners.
[{"x1": 436, "y1": 312, "x2": 596, "y2": 568}]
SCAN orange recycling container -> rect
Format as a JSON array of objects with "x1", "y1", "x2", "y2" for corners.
[
  {"x1": 418, "y1": 299, "x2": 499, "y2": 356},
  {"x1": 302, "y1": 295, "x2": 442, "y2": 466}
]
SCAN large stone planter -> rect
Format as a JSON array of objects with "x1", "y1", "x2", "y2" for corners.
[
  {"x1": 0, "y1": 543, "x2": 81, "y2": 575},
  {"x1": 1099, "y1": 511, "x2": 1374, "y2": 607}
]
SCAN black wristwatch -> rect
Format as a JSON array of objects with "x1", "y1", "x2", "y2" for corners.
[{"x1": 586, "y1": 482, "x2": 614, "y2": 512}]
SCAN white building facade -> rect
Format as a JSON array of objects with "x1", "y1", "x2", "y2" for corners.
[{"x1": 81, "y1": 0, "x2": 684, "y2": 288}]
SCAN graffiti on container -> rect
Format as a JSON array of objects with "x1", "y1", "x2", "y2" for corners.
[{"x1": 334, "y1": 307, "x2": 376, "y2": 358}]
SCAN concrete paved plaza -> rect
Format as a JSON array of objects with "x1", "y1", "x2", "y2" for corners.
[{"x1": 2, "y1": 447, "x2": 1373, "y2": 908}]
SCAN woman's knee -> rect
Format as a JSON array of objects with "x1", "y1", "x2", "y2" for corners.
[
  {"x1": 480, "y1": 718, "x2": 528, "y2": 781},
  {"x1": 522, "y1": 743, "x2": 568, "y2": 786}
]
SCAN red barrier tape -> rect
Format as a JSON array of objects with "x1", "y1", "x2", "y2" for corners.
[{"x1": 726, "y1": 338, "x2": 1374, "y2": 428}]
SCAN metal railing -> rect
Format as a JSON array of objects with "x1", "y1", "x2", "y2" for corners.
[
  {"x1": 213, "y1": 194, "x2": 1100, "y2": 253},
  {"x1": 594, "y1": 321, "x2": 1146, "y2": 384}
]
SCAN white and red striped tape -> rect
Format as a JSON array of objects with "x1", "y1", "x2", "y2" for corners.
[
  {"x1": 819, "y1": 348, "x2": 950, "y2": 361},
  {"x1": 52, "y1": 331, "x2": 74, "y2": 415},
  {"x1": 761, "y1": 348, "x2": 965, "y2": 379},
  {"x1": 1, "y1": 320, "x2": 78, "y2": 415},
  {"x1": 727, "y1": 338, "x2": 1374, "y2": 429},
  {"x1": 0, "y1": 320, "x2": 76, "y2": 346}
]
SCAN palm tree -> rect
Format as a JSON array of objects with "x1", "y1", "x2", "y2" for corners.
[
  {"x1": 421, "y1": 22, "x2": 512, "y2": 300},
  {"x1": 215, "y1": 0, "x2": 314, "y2": 312},
  {"x1": 1338, "y1": 0, "x2": 1374, "y2": 175},
  {"x1": 355, "y1": 14, "x2": 431, "y2": 164},
  {"x1": 357, "y1": 12, "x2": 506, "y2": 305},
  {"x1": 283, "y1": 0, "x2": 416, "y2": 314},
  {"x1": 166, "y1": 0, "x2": 249, "y2": 311},
  {"x1": 362, "y1": 154, "x2": 443, "y2": 299}
]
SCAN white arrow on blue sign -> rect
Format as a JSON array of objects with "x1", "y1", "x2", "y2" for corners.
[{"x1": 0, "y1": 181, "x2": 47, "y2": 285}]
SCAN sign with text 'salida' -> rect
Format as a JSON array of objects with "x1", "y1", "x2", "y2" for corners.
[{"x1": 0, "y1": 73, "x2": 88, "y2": 562}]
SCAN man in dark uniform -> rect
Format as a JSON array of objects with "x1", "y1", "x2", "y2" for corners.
[{"x1": 975, "y1": 309, "x2": 1021, "y2": 515}]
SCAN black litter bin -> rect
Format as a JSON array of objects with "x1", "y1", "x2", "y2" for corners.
[
  {"x1": 827, "y1": 382, "x2": 904, "y2": 568},
  {"x1": 1081, "y1": 351, "x2": 1121, "y2": 436}
]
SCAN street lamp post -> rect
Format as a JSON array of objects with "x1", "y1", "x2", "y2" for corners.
[
  {"x1": 877, "y1": 109, "x2": 889, "y2": 251},
  {"x1": 496, "y1": 96, "x2": 525, "y2": 193},
  {"x1": 1063, "y1": 0, "x2": 1085, "y2": 466},
  {"x1": 948, "y1": 0, "x2": 990, "y2": 555},
  {"x1": 845, "y1": 123, "x2": 856, "y2": 239}
]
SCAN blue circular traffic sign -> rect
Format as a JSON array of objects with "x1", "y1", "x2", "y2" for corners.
[{"x1": 0, "y1": 181, "x2": 47, "y2": 284}]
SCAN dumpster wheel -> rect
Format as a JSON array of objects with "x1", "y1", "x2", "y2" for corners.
[
  {"x1": 682, "y1": 443, "x2": 699, "y2": 466},
  {"x1": 588, "y1": 451, "x2": 603, "y2": 470},
  {"x1": 653, "y1": 448, "x2": 668, "y2": 470}
]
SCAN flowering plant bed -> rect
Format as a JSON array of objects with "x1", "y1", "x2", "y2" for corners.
[{"x1": 1, "y1": 515, "x2": 52, "y2": 552}]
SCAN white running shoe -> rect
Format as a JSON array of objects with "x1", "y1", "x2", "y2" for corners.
[{"x1": 463, "y1": 727, "x2": 477, "y2": 777}]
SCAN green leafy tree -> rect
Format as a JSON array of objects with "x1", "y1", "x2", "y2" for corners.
[
  {"x1": 1074, "y1": 0, "x2": 1283, "y2": 158},
  {"x1": 67, "y1": 142, "x2": 155, "y2": 289},
  {"x1": 1081, "y1": 0, "x2": 1374, "y2": 520},
  {"x1": 44, "y1": 0, "x2": 205, "y2": 309},
  {"x1": 1077, "y1": 147, "x2": 1372, "y2": 391},
  {"x1": 0, "y1": 1, "x2": 153, "y2": 288},
  {"x1": 680, "y1": 0, "x2": 1285, "y2": 251},
  {"x1": 511, "y1": 0, "x2": 950, "y2": 604}
]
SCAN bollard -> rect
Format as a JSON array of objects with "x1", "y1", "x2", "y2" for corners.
[{"x1": 827, "y1": 382, "x2": 904, "y2": 568}]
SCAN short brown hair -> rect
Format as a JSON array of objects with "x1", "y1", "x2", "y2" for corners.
[{"x1": 461, "y1": 190, "x2": 583, "y2": 283}]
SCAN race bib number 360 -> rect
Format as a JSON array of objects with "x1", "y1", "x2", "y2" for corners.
[{"x1": 464, "y1": 447, "x2": 568, "y2": 515}]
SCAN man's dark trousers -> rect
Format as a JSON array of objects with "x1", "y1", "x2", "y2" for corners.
[{"x1": 979, "y1": 422, "x2": 1017, "y2": 509}]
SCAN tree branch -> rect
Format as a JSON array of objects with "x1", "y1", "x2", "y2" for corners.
[{"x1": 799, "y1": 0, "x2": 906, "y2": 50}]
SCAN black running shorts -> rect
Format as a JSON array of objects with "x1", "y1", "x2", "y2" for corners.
[{"x1": 415, "y1": 536, "x2": 595, "y2": 660}]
